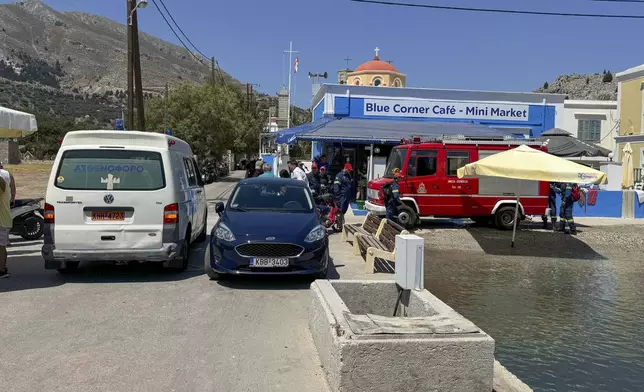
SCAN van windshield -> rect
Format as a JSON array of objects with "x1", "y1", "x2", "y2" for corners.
[
  {"x1": 55, "y1": 150, "x2": 166, "y2": 191},
  {"x1": 384, "y1": 147, "x2": 408, "y2": 178}
]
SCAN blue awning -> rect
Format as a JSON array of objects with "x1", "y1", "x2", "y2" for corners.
[
  {"x1": 293, "y1": 117, "x2": 515, "y2": 144},
  {"x1": 275, "y1": 117, "x2": 335, "y2": 144}
]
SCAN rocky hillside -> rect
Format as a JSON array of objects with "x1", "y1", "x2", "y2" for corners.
[
  {"x1": 535, "y1": 71, "x2": 618, "y2": 101},
  {"x1": 0, "y1": 0, "x2": 236, "y2": 93}
]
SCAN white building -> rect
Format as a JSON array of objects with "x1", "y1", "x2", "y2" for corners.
[{"x1": 561, "y1": 100, "x2": 618, "y2": 152}]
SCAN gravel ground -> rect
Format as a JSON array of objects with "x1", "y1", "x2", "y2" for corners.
[{"x1": 417, "y1": 220, "x2": 644, "y2": 257}]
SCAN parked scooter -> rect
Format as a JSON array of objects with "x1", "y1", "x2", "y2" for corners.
[
  {"x1": 315, "y1": 192, "x2": 342, "y2": 233},
  {"x1": 11, "y1": 198, "x2": 45, "y2": 240}
]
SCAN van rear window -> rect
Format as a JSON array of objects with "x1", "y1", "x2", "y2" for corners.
[{"x1": 55, "y1": 150, "x2": 165, "y2": 191}]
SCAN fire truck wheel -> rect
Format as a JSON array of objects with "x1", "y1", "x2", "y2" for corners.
[
  {"x1": 494, "y1": 206, "x2": 517, "y2": 230},
  {"x1": 397, "y1": 205, "x2": 417, "y2": 230}
]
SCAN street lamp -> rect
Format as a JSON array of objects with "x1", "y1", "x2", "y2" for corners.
[{"x1": 128, "y1": 0, "x2": 147, "y2": 26}]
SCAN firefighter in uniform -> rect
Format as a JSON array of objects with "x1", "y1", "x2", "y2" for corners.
[
  {"x1": 542, "y1": 182, "x2": 559, "y2": 230},
  {"x1": 557, "y1": 183, "x2": 577, "y2": 235},
  {"x1": 333, "y1": 163, "x2": 354, "y2": 226},
  {"x1": 385, "y1": 169, "x2": 402, "y2": 220}
]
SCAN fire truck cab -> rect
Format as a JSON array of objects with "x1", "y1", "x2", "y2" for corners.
[{"x1": 365, "y1": 137, "x2": 549, "y2": 230}]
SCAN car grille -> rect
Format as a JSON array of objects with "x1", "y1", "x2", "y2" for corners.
[{"x1": 235, "y1": 243, "x2": 304, "y2": 258}]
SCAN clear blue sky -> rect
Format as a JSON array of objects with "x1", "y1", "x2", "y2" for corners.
[{"x1": 4, "y1": 0, "x2": 644, "y2": 108}]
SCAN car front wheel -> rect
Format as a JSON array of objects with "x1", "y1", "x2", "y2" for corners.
[{"x1": 204, "y1": 247, "x2": 221, "y2": 280}]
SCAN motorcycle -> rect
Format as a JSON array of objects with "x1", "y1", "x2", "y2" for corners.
[
  {"x1": 11, "y1": 198, "x2": 45, "y2": 240},
  {"x1": 315, "y1": 192, "x2": 343, "y2": 233},
  {"x1": 200, "y1": 161, "x2": 217, "y2": 184}
]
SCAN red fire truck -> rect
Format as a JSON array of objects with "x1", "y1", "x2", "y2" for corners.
[{"x1": 365, "y1": 137, "x2": 550, "y2": 230}]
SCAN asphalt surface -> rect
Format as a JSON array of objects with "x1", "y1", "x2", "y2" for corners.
[{"x1": 0, "y1": 172, "x2": 331, "y2": 392}]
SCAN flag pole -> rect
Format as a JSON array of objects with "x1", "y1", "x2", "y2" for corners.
[
  {"x1": 287, "y1": 41, "x2": 292, "y2": 129},
  {"x1": 284, "y1": 41, "x2": 299, "y2": 129}
]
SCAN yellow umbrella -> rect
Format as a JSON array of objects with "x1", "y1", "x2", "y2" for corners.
[
  {"x1": 457, "y1": 144, "x2": 607, "y2": 247},
  {"x1": 621, "y1": 142, "x2": 634, "y2": 189},
  {"x1": 0, "y1": 106, "x2": 38, "y2": 138}
]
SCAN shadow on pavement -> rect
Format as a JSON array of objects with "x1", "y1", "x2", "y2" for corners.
[
  {"x1": 215, "y1": 176, "x2": 243, "y2": 183},
  {"x1": 0, "y1": 239, "x2": 209, "y2": 293},
  {"x1": 465, "y1": 226, "x2": 605, "y2": 260}
]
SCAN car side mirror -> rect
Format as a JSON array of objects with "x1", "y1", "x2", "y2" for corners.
[{"x1": 215, "y1": 202, "x2": 225, "y2": 215}]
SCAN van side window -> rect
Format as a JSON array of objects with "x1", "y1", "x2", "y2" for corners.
[
  {"x1": 184, "y1": 158, "x2": 197, "y2": 187},
  {"x1": 192, "y1": 158, "x2": 205, "y2": 187},
  {"x1": 446, "y1": 151, "x2": 470, "y2": 176},
  {"x1": 407, "y1": 150, "x2": 437, "y2": 177}
]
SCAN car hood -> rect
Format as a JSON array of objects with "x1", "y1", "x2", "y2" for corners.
[{"x1": 221, "y1": 210, "x2": 318, "y2": 241}]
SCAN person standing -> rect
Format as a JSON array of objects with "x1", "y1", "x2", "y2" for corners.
[
  {"x1": 333, "y1": 163, "x2": 354, "y2": 221},
  {"x1": 384, "y1": 170, "x2": 402, "y2": 220},
  {"x1": 259, "y1": 163, "x2": 274, "y2": 177},
  {"x1": 307, "y1": 163, "x2": 321, "y2": 195},
  {"x1": 542, "y1": 182, "x2": 559, "y2": 230},
  {"x1": 0, "y1": 170, "x2": 12, "y2": 278},
  {"x1": 557, "y1": 183, "x2": 577, "y2": 235},
  {"x1": 314, "y1": 154, "x2": 330, "y2": 171},
  {"x1": 0, "y1": 162, "x2": 15, "y2": 205},
  {"x1": 288, "y1": 160, "x2": 309, "y2": 187},
  {"x1": 319, "y1": 166, "x2": 331, "y2": 192},
  {"x1": 252, "y1": 160, "x2": 264, "y2": 178}
]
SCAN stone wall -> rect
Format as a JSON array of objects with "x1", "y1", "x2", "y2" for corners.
[{"x1": 0, "y1": 140, "x2": 21, "y2": 164}]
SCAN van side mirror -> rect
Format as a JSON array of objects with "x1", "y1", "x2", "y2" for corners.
[{"x1": 215, "y1": 202, "x2": 225, "y2": 215}]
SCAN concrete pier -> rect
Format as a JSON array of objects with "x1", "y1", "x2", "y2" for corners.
[{"x1": 309, "y1": 280, "x2": 495, "y2": 392}]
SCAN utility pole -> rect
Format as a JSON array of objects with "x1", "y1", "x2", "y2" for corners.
[
  {"x1": 126, "y1": 0, "x2": 134, "y2": 130},
  {"x1": 246, "y1": 84, "x2": 250, "y2": 110},
  {"x1": 211, "y1": 57, "x2": 216, "y2": 87},
  {"x1": 164, "y1": 82, "x2": 169, "y2": 130},
  {"x1": 283, "y1": 41, "x2": 298, "y2": 129},
  {"x1": 131, "y1": 4, "x2": 145, "y2": 131}
]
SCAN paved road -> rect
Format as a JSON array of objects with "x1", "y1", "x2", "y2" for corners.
[{"x1": 0, "y1": 172, "x2": 331, "y2": 392}]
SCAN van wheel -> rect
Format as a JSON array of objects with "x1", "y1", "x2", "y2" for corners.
[
  {"x1": 495, "y1": 206, "x2": 517, "y2": 230},
  {"x1": 168, "y1": 234, "x2": 190, "y2": 272},
  {"x1": 57, "y1": 262, "x2": 79, "y2": 274},
  {"x1": 397, "y1": 205, "x2": 417, "y2": 230}
]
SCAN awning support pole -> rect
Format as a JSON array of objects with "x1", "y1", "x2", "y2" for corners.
[
  {"x1": 511, "y1": 180, "x2": 521, "y2": 248},
  {"x1": 369, "y1": 143, "x2": 374, "y2": 181}
]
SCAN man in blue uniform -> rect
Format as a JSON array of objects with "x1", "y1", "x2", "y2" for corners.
[
  {"x1": 542, "y1": 182, "x2": 559, "y2": 230},
  {"x1": 557, "y1": 183, "x2": 577, "y2": 235},
  {"x1": 385, "y1": 170, "x2": 402, "y2": 220},
  {"x1": 333, "y1": 163, "x2": 354, "y2": 222}
]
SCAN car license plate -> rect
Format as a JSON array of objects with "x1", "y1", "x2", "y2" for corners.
[
  {"x1": 91, "y1": 211, "x2": 125, "y2": 221},
  {"x1": 250, "y1": 258, "x2": 289, "y2": 268}
]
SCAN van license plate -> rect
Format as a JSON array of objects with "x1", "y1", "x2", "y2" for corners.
[
  {"x1": 250, "y1": 258, "x2": 289, "y2": 268},
  {"x1": 91, "y1": 211, "x2": 125, "y2": 221}
]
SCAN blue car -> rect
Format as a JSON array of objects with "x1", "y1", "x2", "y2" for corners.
[{"x1": 205, "y1": 177, "x2": 329, "y2": 280}]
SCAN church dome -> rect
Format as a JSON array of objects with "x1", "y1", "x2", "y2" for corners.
[{"x1": 354, "y1": 57, "x2": 399, "y2": 73}]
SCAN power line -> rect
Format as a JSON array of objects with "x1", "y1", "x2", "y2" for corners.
[
  {"x1": 155, "y1": 0, "x2": 210, "y2": 59},
  {"x1": 590, "y1": 0, "x2": 644, "y2": 3},
  {"x1": 350, "y1": 0, "x2": 644, "y2": 18},
  {"x1": 149, "y1": 0, "x2": 207, "y2": 67}
]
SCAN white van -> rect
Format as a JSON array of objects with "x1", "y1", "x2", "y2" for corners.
[{"x1": 42, "y1": 130, "x2": 208, "y2": 272}]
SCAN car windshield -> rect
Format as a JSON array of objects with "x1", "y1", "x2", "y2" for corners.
[
  {"x1": 55, "y1": 149, "x2": 166, "y2": 191},
  {"x1": 228, "y1": 183, "x2": 313, "y2": 213},
  {"x1": 384, "y1": 147, "x2": 408, "y2": 178}
]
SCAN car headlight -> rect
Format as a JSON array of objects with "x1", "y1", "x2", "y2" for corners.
[
  {"x1": 304, "y1": 225, "x2": 326, "y2": 243},
  {"x1": 214, "y1": 223, "x2": 236, "y2": 242}
]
